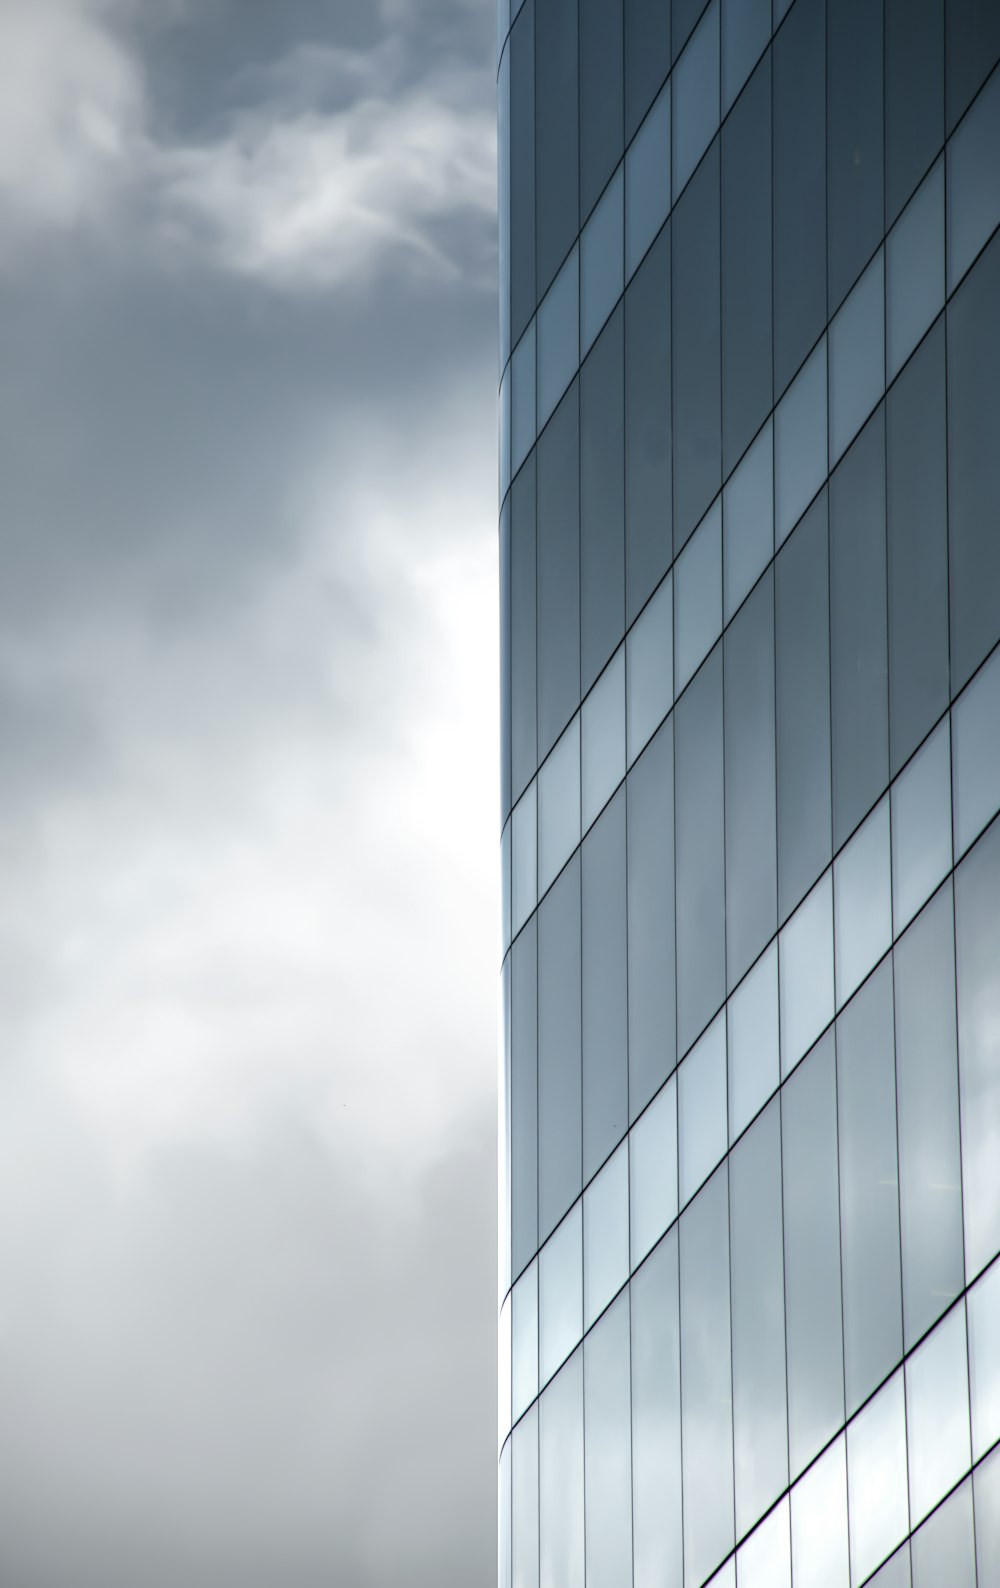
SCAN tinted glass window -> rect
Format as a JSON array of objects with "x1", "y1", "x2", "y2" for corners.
[
  {"x1": 905, "y1": 1304, "x2": 971, "y2": 1525},
  {"x1": 675, "y1": 643, "x2": 725, "y2": 1055},
  {"x1": 625, "y1": 0, "x2": 671, "y2": 141},
  {"x1": 773, "y1": 0, "x2": 826, "y2": 394},
  {"x1": 625, "y1": 223, "x2": 672, "y2": 622},
  {"x1": 630, "y1": 1231, "x2": 683, "y2": 1588},
  {"x1": 945, "y1": 0, "x2": 1000, "y2": 131},
  {"x1": 722, "y1": 52, "x2": 772, "y2": 475},
  {"x1": 627, "y1": 719, "x2": 676, "y2": 1116},
  {"x1": 885, "y1": 0, "x2": 943, "y2": 225},
  {"x1": 582, "y1": 792, "x2": 628, "y2": 1180},
  {"x1": 580, "y1": 307, "x2": 625, "y2": 693},
  {"x1": 672, "y1": 141, "x2": 721, "y2": 549},
  {"x1": 535, "y1": 0, "x2": 579, "y2": 296},
  {"x1": 512, "y1": 918, "x2": 539, "y2": 1275},
  {"x1": 579, "y1": 0, "x2": 624, "y2": 220},
  {"x1": 584, "y1": 1294, "x2": 633, "y2": 1588},
  {"x1": 911, "y1": 1477, "x2": 976, "y2": 1588},
  {"x1": 827, "y1": 0, "x2": 884, "y2": 314},
  {"x1": 539, "y1": 1348, "x2": 585, "y2": 1588},
  {"x1": 537, "y1": 855, "x2": 582, "y2": 1241},
  {"x1": 512, "y1": 1406, "x2": 539, "y2": 1588},
  {"x1": 510, "y1": 2, "x2": 536, "y2": 344},
  {"x1": 846, "y1": 1372, "x2": 910, "y2": 1587},
  {"x1": 536, "y1": 382, "x2": 580, "y2": 760},
  {"x1": 724, "y1": 568, "x2": 777, "y2": 989},
  {"x1": 954, "y1": 812, "x2": 1000, "y2": 1280}
]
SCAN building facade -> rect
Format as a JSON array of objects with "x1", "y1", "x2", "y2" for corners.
[{"x1": 497, "y1": 2, "x2": 1000, "y2": 1585}]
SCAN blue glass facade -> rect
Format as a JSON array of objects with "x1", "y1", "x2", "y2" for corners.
[{"x1": 498, "y1": 2, "x2": 1000, "y2": 1584}]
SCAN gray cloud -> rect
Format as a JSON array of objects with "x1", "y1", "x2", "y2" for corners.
[{"x1": 0, "y1": 0, "x2": 499, "y2": 1581}]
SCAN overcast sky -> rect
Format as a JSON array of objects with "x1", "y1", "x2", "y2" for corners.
[{"x1": 0, "y1": 1, "x2": 498, "y2": 1582}]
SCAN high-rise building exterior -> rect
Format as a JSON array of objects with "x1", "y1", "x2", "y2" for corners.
[{"x1": 496, "y1": 1, "x2": 1000, "y2": 1585}]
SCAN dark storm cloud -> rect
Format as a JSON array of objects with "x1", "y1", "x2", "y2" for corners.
[{"x1": 0, "y1": 0, "x2": 499, "y2": 1582}]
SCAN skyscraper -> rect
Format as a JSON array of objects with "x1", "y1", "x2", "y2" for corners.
[{"x1": 497, "y1": 2, "x2": 1000, "y2": 1584}]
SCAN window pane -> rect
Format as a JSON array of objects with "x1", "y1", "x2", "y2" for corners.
[
  {"x1": 579, "y1": 0, "x2": 624, "y2": 220},
  {"x1": 500, "y1": 1435, "x2": 512, "y2": 1588},
  {"x1": 886, "y1": 319, "x2": 949, "y2": 776},
  {"x1": 947, "y1": 230, "x2": 1000, "y2": 693},
  {"x1": 946, "y1": 0, "x2": 1000, "y2": 132},
  {"x1": 581, "y1": 167, "x2": 624, "y2": 356},
  {"x1": 730, "y1": 1099, "x2": 788, "y2": 1536},
  {"x1": 626, "y1": 82, "x2": 670, "y2": 279},
  {"x1": 631, "y1": 1229, "x2": 683, "y2": 1588},
  {"x1": 536, "y1": 380, "x2": 580, "y2": 759},
  {"x1": 512, "y1": 918, "x2": 539, "y2": 1274},
  {"x1": 535, "y1": 0, "x2": 578, "y2": 295},
  {"x1": 678, "y1": 1011, "x2": 727, "y2": 1207},
  {"x1": 672, "y1": 0, "x2": 720, "y2": 196},
  {"x1": 833, "y1": 795, "x2": 891, "y2": 1008},
  {"x1": 891, "y1": 717, "x2": 952, "y2": 936},
  {"x1": 737, "y1": 1498, "x2": 790, "y2": 1588},
  {"x1": 721, "y1": 52, "x2": 772, "y2": 473},
  {"x1": 624, "y1": 0, "x2": 671, "y2": 142},
  {"x1": 779, "y1": 871, "x2": 834, "y2": 1079},
  {"x1": 630, "y1": 1076, "x2": 678, "y2": 1268},
  {"x1": 627, "y1": 718, "x2": 676, "y2": 1118},
  {"x1": 721, "y1": 0, "x2": 769, "y2": 114},
  {"x1": 782, "y1": 1031, "x2": 845, "y2": 1477},
  {"x1": 885, "y1": 0, "x2": 943, "y2": 225},
  {"x1": 894, "y1": 882, "x2": 965, "y2": 1351},
  {"x1": 625, "y1": 224, "x2": 672, "y2": 621},
  {"x1": 946, "y1": 60, "x2": 1000, "y2": 293},
  {"x1": 513, "y1": 1259, "x2": 539, "y2": 1421},
  {"x1": 829, "y1": 252, "x2": 885, "y2": 467},
  {"x1": 728, "y1": 942, "x2": 779, "y2": 1143},
  {"x1": 512, "y1": 320, "x2": 537, "y2": 475},
  {"x1": 775, "y1": 337, "x2": 827, "y2": 548},
  {"x1": 968, "y1": 1258, "x2": 1000, "y2": 1460},
  {"x1": 905, "y1": 1302, "x2": 971, "y2": 1524},
  {"x1": 511, "y1": 456, "x2": 538, "y2": 800},
  {"x1": 974, "y1": 1444, "x2": 1000, "y2": 1587},
  {"x1": 538, "y1": 715, "x2": 580, "y2": 897},
  {"x1": 955, "y1": 813, "x2": 1000, "y2": 1279},
  {"x1": 775, "y1": 492, "x2": 831, "y2": 919},
  {"x1": 674, "y1": 497, "x2": 722, "y2": 696},
  {"x1": 724, "y1": 568, "x2": 777, "y2": 988},
  {"x1": 846, "y1": 1370, "x2": 910, "y2": 1588},
  {"x1": 584, "y1": 1293, "x2": 633, "y2": 1588},
  {"x1": 827, "y1": 0, "x2": 884, "y2": 315},
  {"x1": 512, "y1": 1405, "x2": 539, "y2": 1588},
  {"x1": 584, "y1": 1142, "x2": 629, "y2": 1330},
  {"x1": 582, "y1": 791, "x2": 628, "y2": 1179},
  {"x1": 539, "y1": 1202, "x2": 582, "y2": 1386},
  {"x1": 582, "y1": 646, "x2": 625, "y2": 832},
  {"x1": 887, "y1": 158, "x2": 945, "y2": 383},
  {"x1": 952, "y1": 643, "x2": 1000, "y2": 859},
  {"x1": 680, "y1": 1166, "x2": 735, "y2": 1588},
  {"x1": 672, "y1": 141, "x2": 721, "y2": 549},
  {"x1": 675, "y1": 643, "x2": 726, "y2": 1054},
  {"x1": 512, "y1": 780, "x2": 537, "y2": 937},
  {"x1": 838, "y1": 961, "x2": 903, "y2": 1416},
  {"x1": 773, "y1": 0, "x2": 826, "y2": 394},
  {"x1": 509, "y1": 1, "x2": 536, "y2": 344},
  {"x1": 580, "y1": 308, "x2": 625, "y2": 694},
  {"x1": 627, "y1": 574, "x2": 672, "y2": 766},
  {"x1": 537, "y1": 246, "x2": 579, "y2": 430},
  {"x1": 790, "y1": 1434, "x2": 850, "y2": 1588},
  {"x1": 911, "y1": 1478, "x2": 976, "y2": 1588},
  {"x1": 539, "y1": 1348, "x2": 584, "y2": 1588},
  {"x1": 723, "y1": 417, "x2": 773, "y2": 623},
  {"x1": 537, "y1": 856, "x2": 582, "y2": 1241}
]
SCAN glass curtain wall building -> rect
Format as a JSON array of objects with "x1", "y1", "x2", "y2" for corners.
[{"x1": 497, "y1": 1, "x2": 1000, "y2": 1585}]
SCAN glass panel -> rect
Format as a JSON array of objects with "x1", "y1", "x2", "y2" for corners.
[
  {"x1": 630, "y1": 1076, "x2": 678, "y2": 1269},
  {"x1": 678, "y1": 1011, "x2": 727, "y2": 1207},
  {"x1": 537, "y1": 856, "x2": 582, "y2": 1241},
  {"x1": 725, "y1": 569, "x2": 777, "y2": 988},
  {"x1": 829, "y1": 251, "x2": 885, "y2": 466},
  {"x1": 536, "y1": 247, "x2": 579, "y2": 430},
  {"x1": 894, "y1": 882, "x2": 965, "y2": 1351},
  {"x1": 626, "y1": 82, "x2": 671, "y2": 280},
  {"x1": 730, "y1": 1099, "x2": 788, "y2": 1536},
  {"x1": 886, "y1": 321, "x2": 949, "y2": 776},
  {"x1": 829, "y1": 408, "x2": 889, "y2": 848},
  {"x1": 779, "y1": 871, "x2": 834, "y2": 1079},
  {"x1": 846, "y1": 1370, "x2": 910, "y2": 1588},
  {"x1": 625, "y1": 223, "x2": 672, "y2": 621},
  {"x1": 723, "y1": 417, "x2": 773, "y2": 623},
  {"x1": 866, "y1": 1546, "x2": 912, "y2": 1588},
  {"x1": 947, "y1": 230, "x2": 1000, "y2": 694},
  {"x1": 511, "y1": 457, "x2": 537, "y2": 801},
  {"x1": 536, "y1": 380, "x2": 579, "y2": 761},
  {"x1": 582, "y1": 791, "x2": 628, "y2": 1179},
  {"x1": 512, "y1": 918, "x2": 539, "y2": 1275},
  {"x1": 512, "y1": 1259, "x2": 539, "y2": 1421},
  {"x1": 539, "y1": 1203, "x2": 582, "y2": 1386},
  {"x1": 775, "y1": 493, "x2": 831, "y2": 920},
  {"x1": 675, "y1": 497, "x2": 722, "y2": 695},
  {"x1": 672, "y1": 0, "x2": 720, "y2": 196},
  {"x1": 500, "y1": 1290, "x2": 512, "y2": 1442},
  {"x1": 509, "y1": 0, "x2": 536, "y2": 345},
  {"x1": 579, "y1": 0, "x2": 624, "y2": 221},
  {"x1": 905, "y1": 1301, "x2": 971, "y2": 1524},
  {"x1": 538, "y1": 715, "x2": 580, "y2": 897},
  {"x1": 833, "y1": 795, "x2": 891, "y2": 1008},
  {"x1": 946, "y1": 0, "x2": 1000, "y2": 133},
  {"x1": 624, "y1": 0, "x2": 671, "y2": 142},
  {"x1": 512, "y1": 780, "x2": 537, "y2": 936},
  {"x1": 891, "y1": 718, "x2": 952, "y2": 934},
  {"x1": 500, "y1": 361, "x2": 511, "y2": 500},
  {"x1": 975, "y1": 1444, "x2": 1000, "y2": 1587},
  {"x1": 580, "y1": 307, "x2": 625, "y2": 693},
  {"x1": 782, "y1": 1031, "x2": 845, "y2": 1478},
  {"x1": 728, "y1": 942, "x2": 779, "y2": 1143},
  {"x1": 502, "y1": 820, "x2": 512, "y2": 954},
  {"x1": 954, "y1": 813, "x2": 1000, "y2": 1280},
  {"x1": 772, "y1": 0, "x2": 826, "y2": 394},
  {"x1": 968, "y1": 1256, "x2": 1000, "y2": 1460},
  {"x1": 582, "y1": 646, "x2": 625, "y2": 832},
  {"x1": 539, "y1": 1348, "x2": 584, "y2": 1588},
  {"x1": 581, "y1": 165, "x2": 624, "y2": 356},
  {"x1": 627, "y1": 718, "x2": 676, "y2": 1118},
  {"x1": 584, "y1": 1294, "x2": 633, "y2": 1588},
  {"x1": 502, "y1": 947, "x2": 512, "y2": 1299},
  {"x1": 947, "y1": 60, "x2": 1000, "y2": 293},
  {"x1": 675, "y1": 644, "x2": 726, "y2": 1055},
  {"x1": 500, "y1": 1437, "x2": 512, "y2": 1588},
  {"x1": 680, "y1": 1166, "x2": 735, "y2": 1588},
  {"x1": 583, "y1": 1141, "x2": 629, "y2": 1330},
  {"x1": 911, "y1": 1478, "x2": 976, "y2": 1588},
  {"x1": 952, "y1": 643, "x2": 1000, "y2": 859},
  {"x1": 838, "y1": 961, "x2": 903, "y2": 1416},
  {"x1": 627, "y1": 574, "x2": 673, "y2": 766},
  {"x1": 885, "y1": 0, "x2": 943, "y2": 226},
  {"x1": 736, "y1": 1497, "x2": 790, "y2": 1588},
  {"x1": 887, "y1": 158, "x2": 944, "y2": 383},
  {"x1": 512, "y1": 1405, "x2": 539, "y2": 1588},
  {"x1": 826, "y1": 0, "x2": 884, "y2": 316},
  {"x1": 534, "y1": 0, "x2": 578, "y2": 296},
  {"x1": 775, "y1": 337, "x2": 827, "y2": 548},
  {"x1": 790, "y1": 1434, "x2": 850, "y2": 1588},
  {"x1": 631, "y1": 1229, "x2": 683, "y2": 1588},
  {"x1": 672, "y1": 142, "x2": 722, "y2": 549},
  {"x1": 512, "y1": 321, "x2": 537, "y2": 477},
  {"x1": 707, "y1": 1563, "x2": 736, "y2": 1588},
  {"x1": 722, "y1": 0, "x2": 769, "y2": 114}
]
